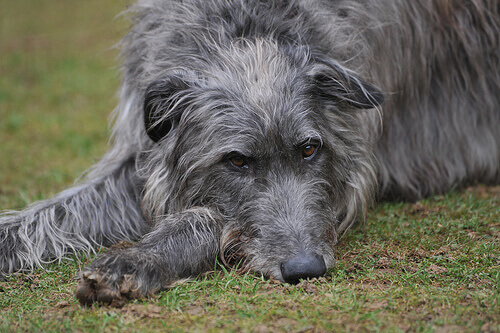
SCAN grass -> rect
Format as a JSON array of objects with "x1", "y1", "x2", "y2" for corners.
[{"x1": 1, "y1": 0, "x2": 499, "y2": 331}]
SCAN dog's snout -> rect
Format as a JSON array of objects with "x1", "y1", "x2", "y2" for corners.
[{"x1": 280, "y1": 252, "x2": 327, "y2": 284}]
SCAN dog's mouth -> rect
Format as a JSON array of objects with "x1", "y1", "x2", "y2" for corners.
[
  {"x1": 220, "y1": 227, "x2": 254, "y2": 273},
  {"x1": 220, "y1": 227, "x2": 336, "y2": 284}
]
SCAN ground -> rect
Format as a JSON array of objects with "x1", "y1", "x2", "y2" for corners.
[{"x1": 1, "y1": 188, "x2": 499, "y2": 331}]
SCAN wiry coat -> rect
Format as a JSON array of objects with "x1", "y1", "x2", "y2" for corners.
[{"x1": 0, "y1": 0, "x2": 498, "y2": 305}]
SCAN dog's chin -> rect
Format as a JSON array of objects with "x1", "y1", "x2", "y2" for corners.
[
  {"x1": 324, "y1": 253, "x2": 336, "y2": 271},
  {"x1": 265, "y1": 267, "x2": 285, "y2": 283}
]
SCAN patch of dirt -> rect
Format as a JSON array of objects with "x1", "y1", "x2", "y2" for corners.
[
  {"x1": 184, "y1": 305, "x2": 205, "y2": 316},
  {"x1": 406, "y1": 203, "x2": 444, "y2": 216},
  {"x1": 42, "y1": 301, "x2": 79, "y2": 321},
  {"x1": 375, "y1": 257, "x2": 392, "y2": 269},
  {"x1": 254, "y1": 319, "x2": 313, "y2": 333},
  {"x1": 465, "y1": 185, "x2": 500, "y2": 200},
  {"x1": 433, "y1": 325, "x2": 465, "y2": 333},
  {"x1": 463, "y1": 223, "x2": 500, "y2": 239},
  {"x1": 426, "y1": 264, "x2": 447, "y2": 275},
  {"x1": 281, "y1": 300, "x2": 300, "y2": 311},
  {"x1": 274, "y1": 317, "x2": 298, "y2": 327},
  {"x1": 108, "y1": 240, "x2": 135, "y2": 250},
  {"x1": 434, "y1": 245, "x2": 451, "y2": 256},
  {"x1": 345, "y1": 262, "x2": 366, "y2": 273},
  {"x1": 466, "y1": 230, "x2": 480, "y2": 239},
  {"x1": 364, "y1": 300, "x2": 389, "y2": 311},
  {"x1": 253, "y1": 324, "x2": 271, "y2": 333},
  {"x1": 261, "y1": 279, "x2": 290, "y2": 294},
  {"x1": 296, "y1": 281, "x2": 318, "y2": 294},
  {"x1": 401, "y1": 264, "x2": 420, "y2": 274},
  {"x1": 411, "y1": 248, "x2": 429, "y2": 259},
  {"x1": 55, "y1": 301, "x2": 72, "y2": 308},
  {"x1": 480, "y1": 322, "x2": 499, "y2": 332},
  {"x1": 112, "y1": 303, "x2": 164, "y2": 324}
]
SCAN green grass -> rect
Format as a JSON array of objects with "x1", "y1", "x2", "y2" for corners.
[
  {"x1": 1, "y1": 0, "x2": 499, "y2": 331},
  {"x1": 0, "y1": 0, "x2": 126, "y2": 209}
]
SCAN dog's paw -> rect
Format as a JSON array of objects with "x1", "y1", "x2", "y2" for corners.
[
  {"x1": 75, "y1": 267, "x2": 141, "y2": 307},
  {"x1": 75, "y1": 251, "x2": 165, "y2": 306}
]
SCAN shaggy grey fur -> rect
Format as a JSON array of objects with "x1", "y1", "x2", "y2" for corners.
[{"x1": 1, "y1": 0, "x2": 498, "y2": 305}]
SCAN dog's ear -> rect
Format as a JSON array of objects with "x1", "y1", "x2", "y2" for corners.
[
  {"x1": 143, "y1": 75, "x2": 191, "y2": 142},
  {"x1": 310, "y1": 63, "x2": 384, "y2": 109}
]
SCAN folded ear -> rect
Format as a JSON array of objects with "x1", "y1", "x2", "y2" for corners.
[
  {"x1": 143, "y1": 75, "x2": 191, "y2": 142},
  {"x1": 310, "y1": 62, "x2": 384, "y2": 109}
]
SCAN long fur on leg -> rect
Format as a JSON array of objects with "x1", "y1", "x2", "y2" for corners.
[{"x1": 0, "y1": 157, "x2": 148, "y2": 275}]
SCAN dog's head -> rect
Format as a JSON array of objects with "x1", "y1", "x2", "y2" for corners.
[{"x1": 141, "y1": 39, "x2": 383, "y2": 283}]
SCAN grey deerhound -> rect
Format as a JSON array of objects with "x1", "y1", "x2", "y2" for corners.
[{"x1": 0, "y1": 0, "x2": 498, "y2": 305}]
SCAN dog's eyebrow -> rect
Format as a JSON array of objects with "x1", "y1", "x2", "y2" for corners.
[
  {"x1": 298, "y1": 136, "x2": 322, "y2": 145},
  {"x1": 215, "y1": 142, "x2": 256, "y2": 159},
  {"x1": 294, "y1": 134, "x2": 323, "y2": 148}
]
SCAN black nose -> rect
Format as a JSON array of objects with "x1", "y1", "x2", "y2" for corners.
[{"x1": 280, "y1": 252, "x2": 327, "y2": 284}]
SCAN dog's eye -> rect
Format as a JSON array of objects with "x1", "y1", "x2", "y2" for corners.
[
  {"x1": 302, "y1": 143, "x2": 319, "y2": 160},
  {"x1": 229, "y1": 155, "x2": 249, "y2": 169}
]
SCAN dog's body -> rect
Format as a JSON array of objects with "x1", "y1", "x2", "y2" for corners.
[{"x1": 1, "y1": 0, "x2": 498, "y2": 304}]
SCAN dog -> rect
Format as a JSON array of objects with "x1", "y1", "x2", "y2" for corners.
[{"x1": 0, "y1": 0, "x2": 498, "y2": 305}]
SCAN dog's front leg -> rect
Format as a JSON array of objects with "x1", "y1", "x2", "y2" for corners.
[{"x1": 75, "y1": 207, "x2": 221, "y2": 306}]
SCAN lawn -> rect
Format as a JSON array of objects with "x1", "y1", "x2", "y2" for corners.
[{"x1": 1, "y1": 0, "x2": 499, "y2": 331}]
